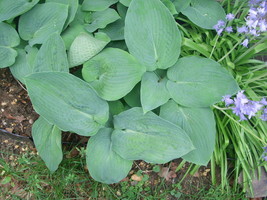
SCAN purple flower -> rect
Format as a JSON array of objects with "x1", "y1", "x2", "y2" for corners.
[
  {"x1": 226, "y1": 13, "x2": 235, "y2": 20},
  {"x1": 225, "y1": 26, "x2": 233, "y2": 33},
  {"x1": 237, "y1": 26, "x2": 249, "y2": 34},
  {"x1": 222, "y1": 91, "x2": 266, "y2": 121},
  {"x1": 222, "y1": 95, "x2": 234, "y2": 106},
  {"x1": 241, "y1": 39, "x2": 249, "y2": 47},
  {"x1": 213, "y1": 20, "x2": 226, "y2": 35},
  {"x1": 260, "y1": 98, "x2": 267, "y2": 105},
  {"x1": 260, "y1": 108, "x2": 267, "y2": 121}
]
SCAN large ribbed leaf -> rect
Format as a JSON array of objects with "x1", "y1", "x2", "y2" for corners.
[
  {"x1": 82, "y1": 0, "x2": 119, "y2": 11},
  {"x1": 85, "y1": 8, "x2": 120, "y2": 32},
  {"x1": 111, "y1": 108, "x2": 194, "y2": 163},
  {"x1": 86, "y1": 128, "x2": 133, "y2": 184},
  {"x1": 0, "y1": 22, "x2": 20, "y2": 68},
  {"x1": 82, "y1": 48, "x2": 146, "y2": 101},
  {"x1": 33, "y1": 33, "x2": 69, "y2": 72},
  {"x1": 0, "y1": 0, "x2": 39, "y2": 22},
  {"x1": 68, "y1": 32, "x2": 110, "y2": 67},
  {"x1": 141, "y1": 72, "x2": 170, "y2": 113},
  {"x1": 9, "y1": 46, "x2": 38, "y2": 84},
  {"x1": 167, "y1": 56, "x2": 239, "y2": 107},
  {"x1": 47, "y1": 0, "x2": 79, "y2": 29},
  {"x1": 182, "y1": 0, "x2": 226, "y2": 29},
  {"x1": 32, "y1": 117, "x2": 62, "y2": 172},
  {"x1": 160, "y1": 100, "x2": 216, "y2": 165},
  {"x1": 125, "y1": 0, "x2": 181, "y2": 71},
  {"x1": 18, "y1": 2, "x2": 68, "y2": 46},
  {"x1": 25, "y1": 72, "x2": 109, "y2": 136}
]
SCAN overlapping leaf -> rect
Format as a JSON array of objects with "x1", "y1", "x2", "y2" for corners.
[
  {"x1": 9, "y1": 46, "x2": 38, "y2": 83},
  {"x1": 82, "y1": 0, "x2": 119, "y2": 11},
  {"x1": 82, "y1": 48, "x2": 146, "y2": 101},
  {"x1": 99, "y1": 19, "x2": 125, "y2": 41},
  {"x1": 33, "y1": 33, "x2": 69, "y2": 72},
  {"x1": 18, "y1": 2, "x2": 68, "y2": 46},
  {"x1": 32, "y1": 117, "x2": 63, "y2": 172},
  {"x1": 68, "y1": 32, "x2": 110, "y2": 67},
  {"x1": 182, "y1": 0, "x2": 226, "y2": 29},
  {"x1": 0, "y1": 0, "x2": 39, "y2": 22},
  {"x1": 25, "y1": 72, "x2": 109, "y2": 136},
  {"x1": 160, "y1": 100, "x2": 216, "y2": 165},
  {"x1": 86, "y1": 128, "x2": 133, "y2": 184},
  {"x1": 85, "y1": 8, "x2": 120, "y2": 32},
  {"x1": 0, "y1": 22, "x2": 20, "y2": 68},
  {"x1": 141, "y1": 72, "x2": 170, "y2": 113},
  {"x1": 111, "y1": 108, "x2": 194, "y2": 163},
  {"x1": 125, "y1": 0, "x2": 181, "y2": 71},
  {"x1": 167, "y1": 56, "x2": 239, "y2": 107},
  {"x1": 172, "y1": 0, "x2": 191, "y2": 13},
  {"x1": 47, "y1": 0, "x2": 79, "y2": 29}
]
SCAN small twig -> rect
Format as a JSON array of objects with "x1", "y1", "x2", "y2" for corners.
[{"x1": 15, "y1": 78, "x2": 27, "y2": 91}]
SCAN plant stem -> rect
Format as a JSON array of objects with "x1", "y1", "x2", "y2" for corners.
[
  {"x1": 234, "y1": 35, "x2": 267, "y2": 63},
  {"x1": 213, "y1": 105, "x2": 267, "y2": 144},
  {"x1": 217, "y1": 39, "x2": 243, "y2": 63},
  {"x1": 209, "y1": 35, "x2": 219, "y2": 58}
]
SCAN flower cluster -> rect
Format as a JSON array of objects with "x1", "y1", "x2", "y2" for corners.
[
  {"x1": 213, "y1": 14, "x2": 235, "y2": 36},
  {"x1": 213, "y1": 0, "x2": 267, "y2": 47},
  {"x1": 222, "y1": 91, "x2": 267, "y2": 121}
]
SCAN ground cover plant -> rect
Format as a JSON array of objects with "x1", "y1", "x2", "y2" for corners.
[{"x1": 0, "y1": 0, "x2": 267, "y2": 196}]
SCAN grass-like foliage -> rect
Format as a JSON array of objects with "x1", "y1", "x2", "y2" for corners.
[{"x1": 1, "y1": 0, "x2": 266, "y2": 192}]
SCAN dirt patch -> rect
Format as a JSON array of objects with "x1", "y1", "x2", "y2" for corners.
[{"x1": 0, "y1": 68, "x2": 38, "y2": 137}]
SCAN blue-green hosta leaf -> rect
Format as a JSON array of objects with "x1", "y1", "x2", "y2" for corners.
[
  {"x1": 109, "y1": 101, "x2": 125, "y2": 115},
  {"x1": 123, "y1": 83, "x2": 141, "y2": 107},
  {"x1": 141, "y1": 72, "x2": 170, "y2": 113},
  {"x1": 125, "y1": 0, "x2": 181, "y2": 71},
  {"x1": 32, "y1": 117, "x2": 62, "y2": 172},
  {"x1": 9, "y1": 47, "x2": 38, "y2": 83},
  {"x1": 25, "y1": 72, "x2": 109, "y2": 136},
  {"x1": 166, "y1": 56, "x2": 239, "y2": 107},
  {"x1": 82, "y1": 0, "x2": 119, "y2": 11},
  {"x1": 18, "y1": 2, "x2": 68, "y2": 46},
  {"x1": 181, "y1": 0, "x2": 226, "y2": 29},
  {"x1": 0, "y1": 22, "x2": 20, "y2": 68},
  {"x1": 161, "y1": 0, "x2": 177, "y2": 15},
  {"x1": 0, "y1": 47, "x2": 17, "y2": 68},
  {"x1": 33, "y1": 33, "x2": 69, "y2": 72},
  {"x1": 117, "y1": 3, "x2": 128, "y2": 18},
  {"x1": 68, "y1": 32, "x2": 110, "y2": 67},
  {"x1": 160, "y1": 100, "x2": 216, "y2": 165},
  {"x1": 85, "y1": 8, "x2": 120, "y2": 32},
  {"x1": 172, "y1": 0, "x2": 191, "y2": 13},
  {"x1": 0, "y1": 22, "x2": 20, "y2": 47},
  {"x1": 86, "y1": 128, "x2": 133, "y2": 184},
  {"x1": 119, "y1": 0, "x2": 131, "y2": 7},
  {"x1": 46, "y1": 0, "x2": 79, "y2": 29},
  {"x1": 111, "y1": 107, "x2": 194, "y2": 164},
  {"x1": 82, "y1": 48, "x2": 146, "y2": 101},
  {"x1": 0, "y1": 0, "x2": 39, "y2": 22},
  {"x1": 61, "y1": 24, "x2": 87, "y2": 50},
  {"x1": 99, "y1": 19, "x2": 125, "y2": 41}
]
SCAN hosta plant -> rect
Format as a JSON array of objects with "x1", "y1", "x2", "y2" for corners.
[{"x1": 1, "y1": 0, "x2": 243, "y2": 184}]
